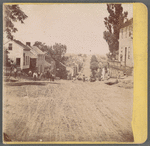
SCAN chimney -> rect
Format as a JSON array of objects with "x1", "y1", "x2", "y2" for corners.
[{"x1": 26, "y1": 42, "x2": 31, "y2": 46}]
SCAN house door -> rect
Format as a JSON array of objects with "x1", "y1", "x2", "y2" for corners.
[
  {"x1": 125, "y1": 47, "x2": 127, "y2": 66},
  {"x1": 30, "y1": 58, "x2": 36, "y2": 69},
  {"x1": 16, "y1": 58, "x2": 20, "y2": 67}
]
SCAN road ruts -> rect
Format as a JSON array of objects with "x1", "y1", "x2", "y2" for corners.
[{"x1": 3, "y1": 80, "x2": 134, "y2": 142}]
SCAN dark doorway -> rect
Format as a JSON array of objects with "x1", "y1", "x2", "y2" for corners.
[
  {"x1": 16, "y1": 58, "x2": 20, "y2": 66},
  {"x1": 30, "y1": 58, "x2": 37, "y2": 69}
]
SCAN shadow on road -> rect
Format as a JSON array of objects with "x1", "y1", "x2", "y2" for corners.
[{"x1": 5, "y1": 82, "x2": 60, "y2": 86}]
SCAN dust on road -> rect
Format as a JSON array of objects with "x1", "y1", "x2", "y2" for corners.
[{"x1": 3, "y1": 80, "x2": 134, "y2": 142}]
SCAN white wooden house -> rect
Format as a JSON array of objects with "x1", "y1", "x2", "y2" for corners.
[
  {"x1": 3, "y1": 39, "x2": 31, "y2": 70},
  {"x1": 108, "y1": 18, "x2": 133, "y2": 77},
  {"x1": 119, "y1": 18, "x2": 133, "y2": 67}
]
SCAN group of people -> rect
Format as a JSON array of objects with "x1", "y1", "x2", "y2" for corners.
[
  {"x1": 89, "y1": 66, "x2": 110, "y2": 82},
  {"x1": 72, "y1": 74, "x2": 87, "y2": 82},
  {"x1": 28, "y1": 68, "x2": 55, "y2": 81}
]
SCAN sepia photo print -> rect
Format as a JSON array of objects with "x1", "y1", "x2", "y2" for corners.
[{"x1": 3, "y1": 3, "x2": 135, "y2": 143}]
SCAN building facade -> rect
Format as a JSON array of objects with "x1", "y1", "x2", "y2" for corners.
[
  {"x1": 4, "y1": 40, "x2": 31, "y2": 70},
  {"x1": 30, "y1": 45, "x2": 46, "y2": 73},
  {"x1": 119, "y1": 18, "x2": 133, "y2": 67},
  {"x1": 108, "y1": 18, "x2": 133, "y2": 77}
]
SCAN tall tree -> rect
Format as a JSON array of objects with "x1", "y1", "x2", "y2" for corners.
[
  {"x1": 33, "y1": 42, "x2": 67, "y2": 62},
  {"x1": 33, "y1": 41, "x2": 48, "y2": 52},
  {"x1": 90, "y1": 55, "x2": 98, "y2": 63},
  {"x1": 4, "y1": 5, "x2": 28, "y2": 40},
  {"x1": 49, "y1": 43, "x2": 67, "y2": 78},
  {"x1": 50, "y1": 43, "x2": 67, "y2": 61},
  {"x1": 90, "y1": 55, "x2": 99, "y2": 72},
  {"x1": 33, "y1": 41, "x2": 68, "y2": 78},
  {"x1": 103, "y1": 4, "x2": 128, "y2": 58}
]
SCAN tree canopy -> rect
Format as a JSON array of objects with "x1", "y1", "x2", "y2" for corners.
[
  {"x1": 90, "y1": 55, "x2": 99, "y2": 72},
  {"x1": 4, "y1": 5, "x2": 28, "y2": 40},
  {"x1": 50, "y1": 43, "x2": 67, "y2": 61},
  {"x1": 103, "y1": 4, "x2": 128, "y2": 59},
  {"x1": 90, "y1": 55, "x2": 98, "y2": 63},
  {"x1": 33, "y1": 41, "x2": 67, "y2": 62},
  {"x1": 90, "y1": 61, "x2": 99, "y2": 71},
  {"x1": 33, "y1": 41, "x2": 68, "y2": 79}
]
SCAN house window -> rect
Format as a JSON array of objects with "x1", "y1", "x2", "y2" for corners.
[
  {"x1": 28, "y1": 56, "x2": 29, "y2": 65},
  {"x1": 26, "y1": 56, "x2": 27, "y2": 65},
  {"x1": 29, "y1": 57, "x2": 30, "y2": 64},
  {"x1": 16, "y1": 58, "x2": 20, "y2": 66},
  {"x1": 23, "y1": 53, "x2": 25, "y2": 65},
  {"x1": 121, "y1": 47, "x2": 123, "y2": 53},
  {"x1": 128, "y1": 47, "x2": 130, "y2": 59},
  {"x1": 8, "y1": 43, "x2": 12, "y2": 50},
  {"x1": 27, "y1": 56, "x2": 28, "y2": 65}
]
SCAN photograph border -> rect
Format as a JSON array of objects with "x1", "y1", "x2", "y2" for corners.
[{"x1": 1, "y1": 0, "x2": 149, "y2": 145}]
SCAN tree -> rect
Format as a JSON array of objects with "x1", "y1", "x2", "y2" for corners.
[
  {"x1": 90, "y1": 55, "x2": 98, "y2": 63},
  {"x1": 4, "y1": 49, "x2": 11, "y2": 67},
  {"x1": 103, "y1": 4, "x2": 128, "y2": 58},
  {"x1": 33, "y1": 41, "x2": 48, "y2": 52},
  {"x1": 90, "y1": 61, "x2": 99, "y2": 71},
  {"x1": 4, "y1": 5, "x2": 28, "y2": 40},
  {"x1": 103, "y1": 31, "x2": 119, "y2": 57},
  {"x1": 50, "y1": 43, "x2": 67, "y2": 61},
  {"x1": 33, "y1": 41, "x2": 68, "y2": 79},
  {"x1": 90, "y1": 55, "x2": 99, "y2": 79}
]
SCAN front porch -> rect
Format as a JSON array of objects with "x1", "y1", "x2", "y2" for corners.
[{"x1": 108, "y1": 60, "x2": 133, "y2": 78}]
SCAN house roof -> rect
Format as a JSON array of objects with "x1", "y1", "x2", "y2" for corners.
[
  {"x1": 120, "y1": 18, "x2": 133, "y2": 29},
  {"x1": 44, "y1": 60, "x2": 51, "y2": 67},
  {"x1": 31, "y1": 46, "x2": 45, "y2": 55},
  {"x1": 30, "y1": 51, "x2": 37, "y2": 58},
  {"x1": 13, "y1": 39, "x2": 31, "y2": 51}
]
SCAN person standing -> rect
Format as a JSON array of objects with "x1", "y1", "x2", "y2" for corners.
[
  {"x1": 14, "y1": 67, "x2": 17, "y2": 78},
  {"x1": 33, "y1": 71, "x2": 38, "y2": 81},
  {"x1": 107, "y1": 67, "x2": 110, "y2": 80},
  {"x1": 28, "y1": 70, "x2": 32, "y2": 77},
  {"x1": 101, "y1": 67, "x2": 105, "y2": 81}
]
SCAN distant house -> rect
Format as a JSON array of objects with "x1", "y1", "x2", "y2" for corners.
[
  {"x1": 45, "y1": 54, "x2": 56, "y2": 75},
  {"x1": 26, "y1": 43, "x2": 51, "y2": 73},
  {"x1": 118, "y1": 18, "x2": 133, "y2": 67},
  {"x1": 72, "y1": 62, "x2": 79, "y2": 77},
  {"x1": 3, "y1": 39, "x2": 31, "y2": 70}
]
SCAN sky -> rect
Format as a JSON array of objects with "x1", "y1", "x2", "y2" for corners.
[{"x1": 7, "y1": 3, "x2": 133, "y2": 55}]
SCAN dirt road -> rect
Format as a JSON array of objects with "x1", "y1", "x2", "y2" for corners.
[{"x1": 3, "y1": 80, "x2": 134, "y2": 142}]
